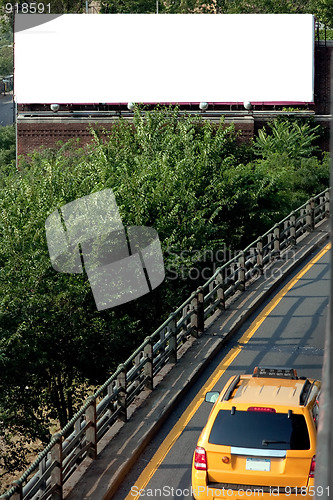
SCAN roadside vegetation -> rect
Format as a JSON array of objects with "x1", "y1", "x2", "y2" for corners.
[
  {"x1": 0, "y1": 0, "x2": 332, "y2": 23},
  {"x1": 0, "y1": 124, "x2": 15, "y2": 165},
  {"x1": 319, "y1": 28, "x2": 333, "y2": 40},
  {"x1": 0, "y1": 20, "x2": 13, "y2": 78},
  {"x1": 0, "y1": 107, "x2": 329, "y2": 490},
  {"x1": 99, "y1": 0, "x2": 332, "y2": 24}
]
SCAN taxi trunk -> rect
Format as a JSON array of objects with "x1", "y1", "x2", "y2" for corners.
[
  {"x1": 206, "y1": 447, "x2": 313, "y2": 490},
  {"x1": 205, "y1": 408, "x2": 314, "y2": 490}
]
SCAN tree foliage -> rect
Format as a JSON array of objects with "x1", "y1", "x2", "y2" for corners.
[
  {"x1": 0, "y1": 125, "x2": 15, "y2": 166},
  {"x1": 0, "y1": 18, "x2": 12, "y2": 45},
  {"x1": 98, "y1": 0, "x2": 333, "y2": 24},
  {"x1": 0, "y1": 46, "x2": 12, "y2": 75},
  {"x1": 253, "y1": 120, "x2": 321, "y2": 160},
  {"x1": 0, "y1": 21, "x2": 13, "y2": 76},
  {"x1": 49, "y1": 0, "x2": 87, "y2": 12},
  {"x1": 0, "y1": 108, "x2": 329, "y2": 489},
  {"x1": 1, "y1": 0, "x2": 332, "y2": 22}
]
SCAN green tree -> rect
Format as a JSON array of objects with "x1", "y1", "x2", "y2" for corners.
[
  {"x1": 0, "y1": 18, "x2": 12, "y2": 45},
  {"x1": 49, "y1": 0, "x2": 87, "y2": 12},
  {"x1": 0, "y1": 46, "x2": 12, "y2": 75},
  {"x1": 101, "y1": 0, "x2": 157, "y2": 13},
  {"x1": 98, "y1": 0, "x2": 333, "y2": 22},
  {"x1": 1, "y1": 0, "x2": 332, "y2": 21},
  {"x1": 0, "y1": 39, "x2": 13, "y2": 77},
  {"x1": 215, "y1": 0, "x2": 333, "y2": 23},
  {"x1": 309, "y1": 0, "x2": 333, "y2": 27},
  {"x1": 252, "y1": 119, "x2": 321, "y2": 160},
  {"x1": 0, "y1": 14, "x2": 13, "y2": 81},
  {"x1": 0, "y1": 125, "x2": 15, "y2": 167}
]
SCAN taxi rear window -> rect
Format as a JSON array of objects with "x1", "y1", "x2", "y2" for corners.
[{"x1": 209, "y1": 410, "x2": 310, "y2": 450}]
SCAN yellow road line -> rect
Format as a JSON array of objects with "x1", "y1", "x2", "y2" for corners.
[{"x1": 126, "y1": 242, "x2": 331, "y2": 499}]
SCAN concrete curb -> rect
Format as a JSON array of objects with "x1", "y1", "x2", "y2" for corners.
[{"x1": 65, "y1": 222, "x2": 330, "y2": 500}]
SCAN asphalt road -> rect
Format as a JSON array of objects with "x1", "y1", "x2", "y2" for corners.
[
  {"x1": 0, "y1": 94, "x2": 14, "y2": 126},
  {"x1": 112, "y1": 245, "x2": 330, "y2": 500}
]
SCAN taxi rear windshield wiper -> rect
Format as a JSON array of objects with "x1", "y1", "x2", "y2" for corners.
[{"x1": 262, "y1": 440, "x2": 290, "y2": 446}]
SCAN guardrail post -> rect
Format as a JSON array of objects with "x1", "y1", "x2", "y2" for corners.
[
  {"x1": 306, "y1": 198, "x2": 315, "y2": 231},
  {"x1": 144, "y1": 336, "x2": 153, "y2": 390},
  {"x1": 267, "y1": 232, "x2": 274, "y2": 254},
  {"x1": 325, "y1": 190, "x2": 330, "y2": 217},
  {"x1": 85, "y1": 396, "x2": 97, "y2": 459},
  {"x1": 116, "y1": 364, "x2": 127, "y2": 422},
  {"x1": 74, "y1": 418, "x2": 80, "y2": 438},
  {"x1": 168, "y1": 315, "x2": 177, "y2": 364},
  {"x1": 180, "y1": 305, "x2": 189, "y2": 341},
  {"x1": 191, "y1": 288, "x2": 204, "y2": 338},
  {"x1": 273, "y1": 224, "x2": 280, "y2": 258},
  {"x1": 38, "y1": 456, "x2": 47, "y2": 495},
  {"x1": 209, "y1": 281, "x2": 214, "y2": 307},
  {"x1": 11, "y1": 481, "x2": 22, "y2": 500},
  {"x1": 238, "y1": 252, "x2": 245, "y2": 291},
  {"x1": 216, "y1": 270, "x2": 225, "y2": 309},
  {"x1": 50, "y1": 433, "x2": 63, "y2": 500},
  {"x1": 256, "y1": 238, "x2": 263, "y2": 274},
  {"x1": 283, "y1": 220, "x2": 289, "y2": 247},
  {"x1": 290, "y1": 212, "x2": 296, "y2": 245},
  {"x1": 319, "y1": 195, "x2": 324, "y2": 220}
]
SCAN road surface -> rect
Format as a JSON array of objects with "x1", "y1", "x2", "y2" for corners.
[
  {"x1": 112, "y1": 244, "x2": 330, "y2": 500},
  {"x1": 0, "y1": 94, "x2": 14, "y2": 126}
]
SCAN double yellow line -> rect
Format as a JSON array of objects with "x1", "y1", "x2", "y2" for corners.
[{"x1": 126, "y1": 242, "x2": 331, "y2": 499}]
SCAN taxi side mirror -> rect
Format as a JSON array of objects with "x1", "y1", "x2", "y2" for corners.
[{"x1": 205, "y1": 391, "x2": 220, "y2": 403}]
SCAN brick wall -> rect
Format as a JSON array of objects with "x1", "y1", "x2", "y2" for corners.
[
  {"x1": 17, "y1": 120, "x2": 112, "y2": 157},
  {"x1": 233, "y1": 119, "x2": 254, "y2": 142},
  {"x1": 17, "y1": 116, "x2": 254, "y2": 158},
  {"x1": 314, "y1": 42, "x2": 333, "y2": 115}
]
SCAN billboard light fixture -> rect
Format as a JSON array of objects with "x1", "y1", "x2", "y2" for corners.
[{"x1": 50, "y1": 104, "x2": 60, "y2": 112}]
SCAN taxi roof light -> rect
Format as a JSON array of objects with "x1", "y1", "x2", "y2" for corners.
[{"x1": 253, "y1": 366, "x2": 298, "y2": 379}]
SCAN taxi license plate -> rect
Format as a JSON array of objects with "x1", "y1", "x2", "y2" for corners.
[{"x1": 246, "y1": 458, "x2": 271, "y2": 471}]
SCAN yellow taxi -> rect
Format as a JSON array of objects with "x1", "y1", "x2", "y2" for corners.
[{"x1": 192, "y1": 367, "x2": 320, "y2": 499}]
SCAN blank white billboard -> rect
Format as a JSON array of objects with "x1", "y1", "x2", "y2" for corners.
[{"x1": 14, "y1": 14, "x2": 315, "y2": 104}]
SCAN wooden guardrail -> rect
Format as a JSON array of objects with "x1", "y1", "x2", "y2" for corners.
[{"x1": 1, "y1": 188, "x2": 330, "y2": 500}]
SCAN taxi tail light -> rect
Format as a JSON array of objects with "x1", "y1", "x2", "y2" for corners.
[
  {"x1": 194, "y1": 446, "x2": 207, "y2": 470},
  {"x1": 309, "y1": 456, "x2": 316, "y2": 478}
]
